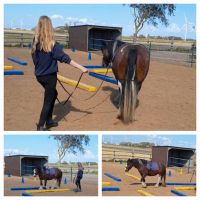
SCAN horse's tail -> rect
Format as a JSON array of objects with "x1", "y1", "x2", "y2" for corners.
[
  {"x1": 162, "y1": 164, "x2": 166, "y2": 186},
  {"x1": 58, "y1": 170, "x2": 63, "y2": 187},
  {"x1": 121, "y1": 48, "x2": 137, "y2": 123}
]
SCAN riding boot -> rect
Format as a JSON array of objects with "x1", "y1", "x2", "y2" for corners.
[
  {"x1": 46, "y1": 119, "x2": 58, "y2": 129},
  {"x1": 36, "y1": 124, "x2": 47, "y2": 131}
]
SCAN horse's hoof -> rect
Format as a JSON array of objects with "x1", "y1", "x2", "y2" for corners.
[
  {"x1": 117, "y1": 115, "x2": 121, "y2": 119},
  {"x1": 154, "y1": 185, "x2": 159, "y2": 188},
  {"x1": 162, "y1": 184, "x2": 166, "y2": 187},
  {"x1": 135, "y1": 99, "x2": 139, "y2": 108}
]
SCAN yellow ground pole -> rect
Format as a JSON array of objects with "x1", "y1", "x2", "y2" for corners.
[
  {"x1": 174, "y1": 186, "x2": 196, "y2": 190},
  {"x1": 26, "y1": 188, "x2": 70, "y2": 193},
  {"x1": 57, "y1": 74, "x2": 96, "y2": 92},
  {"x1": 92, "y1": 69, "x2": 112, "y2": 73},
  {"x1": 125, "y1": 173, "x2": 140, "y2": 181},
  {"x1": 102, "y1": 182, "x2": 111, "y2": 186},
  {"x1": 4, "y1": 66, "x2": 14, "y2": 70},
  {"x1": 137, "y1": 189, "x2": 153, "y2": 196}
]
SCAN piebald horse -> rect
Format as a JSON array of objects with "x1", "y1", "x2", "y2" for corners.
[
  {"x1": 101, "y1": 41, "x2": 150, "y2": 123},
  {"x1": 125, "y1": 158, "x2": 166, "y2": 188}
]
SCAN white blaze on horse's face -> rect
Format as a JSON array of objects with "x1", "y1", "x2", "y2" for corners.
[
  {"x1": 125, "y1": 164, "x2": 128, "y2": 172},
  {"x1": 33, "y1": 169, "x2": 37, "y2": 177}
]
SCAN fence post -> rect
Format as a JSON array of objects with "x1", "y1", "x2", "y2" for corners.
[
  {"x1": 170, "y1": 40, "x2": 174, "y2": 51},
  {"x1": 148, "y1": 42, "x2": 151, "y2": 55},
  {"x1": 190, "y1": 43, "x2": 195, "y2": 68},
  {"x1": 71, "y1": 167, "x2": 72, "y2": 182},
  {"x1": 187, "y1": 159, "x2": 191, "y2": 174},
  {"x1": 20, "y1": 33, "x2": 23, "y2": 48}
]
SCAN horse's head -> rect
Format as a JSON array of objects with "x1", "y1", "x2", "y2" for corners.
[
  {"x1": 125, "y1": 159, "x2": 141, "y2": 172},
  {"x1": 125, "y1": 159, "x2": 134, "y2": 172},
  {"x1": 101, "y1": 42, "x2": 112, "y2": 67},
  {"x1": 33, "y1": 167, "x2": 41, "y2": 177}
]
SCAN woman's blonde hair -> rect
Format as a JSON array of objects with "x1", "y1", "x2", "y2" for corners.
[
  {"x1": 32, "y1": 16, "x2": 55, "y2": 53},
  {"x1": 78, "y1": 162, "x2": 83, "y2": 168}
]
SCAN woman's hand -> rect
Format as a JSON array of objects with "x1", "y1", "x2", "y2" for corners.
[
  {"x1": 82, "y1": 67, "x2": 88, "y2": 73},
  {"x1": 70, "y1": 60, "x2": 88, "y2": 74}
]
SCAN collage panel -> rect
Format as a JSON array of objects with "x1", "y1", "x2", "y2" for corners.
[
  {"x1": 1, "y1": 1, "x2": 198, "y2": 200},
  {"x1": 4, "y1": 4, "x2": 196, "y2": 131},
  {"x1": 4, "y1": 134, "x2": 98, "y2": 196},
  {"x1": 102, "y1": 135, "x2": 196, "y2": 196}
]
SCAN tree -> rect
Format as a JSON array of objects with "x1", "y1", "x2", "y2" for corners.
[
  {"x1": 51, "y1": 135, "x2": 90, "y2": 163},
  {"x1": 129, "y1": 4, "x2": 176, "y2": 41}
]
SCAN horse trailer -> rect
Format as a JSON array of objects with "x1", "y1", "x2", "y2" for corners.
[
  {"x1": 69, "y1": 25, "x2": 122, "y2": 51},
  {"x1": 4, "y1": 155, "x2": 48, "y2": 176}
]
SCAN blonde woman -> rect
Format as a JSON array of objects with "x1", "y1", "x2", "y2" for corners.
[
  {"x1": 32, "y1": 16, "x2": 88, "y2": 131},
  {"x1": 74, "y1": 162, "x2": 84, "y2": 192}
]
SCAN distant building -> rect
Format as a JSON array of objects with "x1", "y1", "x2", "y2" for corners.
[
  {"x1": 4, "y1": 155, "x2": 48, "y2": 176},
  {"x1": 152, "y1": 146, "x2": 195, "y2": 168},
  {"x1": 69, "y1": 25, "x2": 122, "y2": 51}
]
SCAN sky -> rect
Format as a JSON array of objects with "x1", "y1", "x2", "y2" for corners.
[
  {"x1": 103, "y1": 135, "x2": 196, "y2": 149},
  {"x1": 4, "y1": 135, "x2": 98, "y2": 163},
  {"x1": 4, "y1": 4, "x2": 196, "y2": 39}
]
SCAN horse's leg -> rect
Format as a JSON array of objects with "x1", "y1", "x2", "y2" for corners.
[
  {"x1": 39, "y1": 179, "x2": 43, "y2": 190},
  {"x1": 155, "y1": 175, "x2": 161, "y2": 187},
  {"x1": 141, "y1": 176, "x2": 147, "y2": 188},
  {"x1": 117, "y1": 81, "x2": 122, "y2": 119},
  {"x1": 58, "y1": 177, "x2": 62, "y2": 188},
  {"x1": 44, "y1": 179, "x2": 47, "y2": 189},
  {"x1": 162, "y1": 172, "x2": 166, "y2": 187}
]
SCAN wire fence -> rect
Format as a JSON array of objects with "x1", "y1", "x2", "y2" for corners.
[
  {"x1": 102, "y1": 144, "x2": 152, "y2": 162},
  {"x1": 4, "y1": 29, "x2": 196, "y2": 67},
  {"x1": 21, "y1": 163, "x2": 98, "y2": 182},
  {"x1": 4, "y1": 29, "x2": 69, "y2": 48}
]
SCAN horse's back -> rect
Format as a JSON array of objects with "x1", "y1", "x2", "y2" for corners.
[{"x1": 112, "y1": 43, "x2": 150, "y2": 82}]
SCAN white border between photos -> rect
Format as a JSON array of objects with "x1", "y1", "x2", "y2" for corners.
[{"x1": 1, "y1": 0, "x2": 199, "y2": 200}]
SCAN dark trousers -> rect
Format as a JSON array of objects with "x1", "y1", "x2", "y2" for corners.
[
  {"x1": 75, "y1": 178, "x2": 81, "y2": 190},
  {"x1": 36, "y1": 73, "x2": 58, "y2": 126}
]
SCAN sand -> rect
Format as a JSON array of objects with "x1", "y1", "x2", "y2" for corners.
[
  {"x1": 4, "y1": 47, "x2": 196, "y2": 131},
  {"x1": 102, "y1": 162, "x2": 196, "y2": 196}
]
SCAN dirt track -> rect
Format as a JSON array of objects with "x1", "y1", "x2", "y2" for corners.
[
  {"x1": 4, "y1": 174, "x2": 98, "y2": 196},
  {"x1": 4, "y1": 47, "x2": 196, "y2": 131},
  {"x1": 102, "y1": 162, "x2": 196, "y2": 196}
]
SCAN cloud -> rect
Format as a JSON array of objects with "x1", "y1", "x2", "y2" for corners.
[
  {"x1": 4, "y1": 148, "x2": 28, "y2": 156},
  {"x1": 65, "y1": 16, "x2": 96, "y2": 26},
  {"x1": 51, "y1": 14, "x2": 64, "y2": 20},
  {"x1": 166, "y1": 23, "x2": 181, "y2": 33},
  {"x1": 57, "y1": 149, "x2": 97, "y2": 163},
  {"x1": 146, "y1": 135, "x2": 172, "y2": 146}
]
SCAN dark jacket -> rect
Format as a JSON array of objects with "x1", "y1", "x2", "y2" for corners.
[
  {"x1": 32, "y1": 42, "x2": 71, "y2": 76},
  {"x1": 77, "y1": 169, "x2": 84, "y2": 179}
]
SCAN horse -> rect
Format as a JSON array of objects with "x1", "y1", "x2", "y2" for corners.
[
  {"x1": 101, "y1": 40, "x2": 150, "y2": 123},
  {"x1": 33, "y1": 166, "x2": 62, "y2": 189},
  {"x1": 125, "y1": 158, "x2": 166, "y2": 188}
]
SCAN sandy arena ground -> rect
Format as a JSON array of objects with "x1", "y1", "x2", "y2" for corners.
[
  {"x1": 4, "y1": 174, "x2": 98, "y2": 196},
  {"x1": 4, "y1": 47, "x2": 196, "y2": 131},
  {"x1": 102, "y1": 162, "x2": 196, "y2": 196}
]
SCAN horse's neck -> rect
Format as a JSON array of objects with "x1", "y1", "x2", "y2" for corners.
[{"x1": 111, "y1": 40, "x2": 125, "y2": 60}]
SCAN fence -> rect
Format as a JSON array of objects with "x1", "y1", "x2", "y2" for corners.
[
  {"x1": 4, "y1": 29, "x2": 69, "y2": 47},
  {"x1": 4, "y1": 29, "x2": 196, "y2": 67},
  {"x1": 102, "y1": 144, "x2": 152, "y2": 162},
  {"x1": 21, "y1": 163, "x2": 98, "y2": 182}
]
